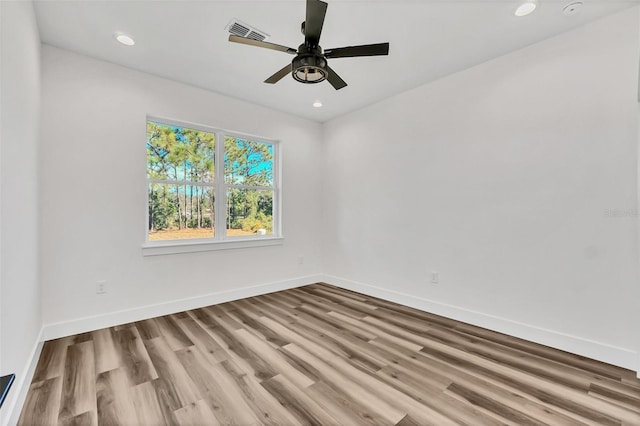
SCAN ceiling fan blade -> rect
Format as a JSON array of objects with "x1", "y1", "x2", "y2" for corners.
[
  {"x1": 325, "y1": 43, "x2": 390, "y2": 59},
  {"x1": 326, "y1": 66, "x2": 347, "y2": 90},
  {"x1": 265, "y1": 64, "x2": 292, "y2": 84},
  {"x1": 304, "y1": 0, "x2": 328, "y2": 45},
  {"x1": 229, "y1": 35, "x2": 297, "y2": 55}
]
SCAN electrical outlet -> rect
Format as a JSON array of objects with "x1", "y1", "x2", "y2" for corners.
[
  {"x1": 96, "y1": 280, "x2": 107, "y2": 294},
  {"x1": 298, "y1": 256, "x2": 304, "y2": 265},
  {"x1": 431, "y1": 271, "x2": 439, "y2": 284}
]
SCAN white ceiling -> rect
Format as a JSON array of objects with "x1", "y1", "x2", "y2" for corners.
[{"x1": 34, "y1": 0, "x2": 638, "y2": 122}]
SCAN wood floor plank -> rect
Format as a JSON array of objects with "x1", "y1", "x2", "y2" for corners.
[
  {"x1": 143, "y1": 336, "x2": 201, "y2": 411},
  {"x1": 177, "y1": 314, "x2": 228, "y2": 363},
  {"x1": 371, "y1": 336, "x2": 596, "y2": 426},
  {"x1": 31, "y1": 337, "x2": 71, "y2": 382},
  {"x1": 96, "y1": 367, "x2": 137, "y2": 425},
  {"x1": 418, "y1": 339, "x2": 640, "y2": 424},
  {"x1": 276, "y1": 345, "x2": 323, "y2": 384},
  {"x1": 374, "y1": 348, "x2": 454, "y2": 390},
  {"x1": 154, "y1": 315, "x2": 194, "y2": 350},
  {"x1": 58, "y1": 341, "x2": 97, "y2": 422},
  {"x1": 394, "y1": 414, "x2": 423, "y2": 426},
  {"x1": 373, "y1": 333, "x2": 600, "y2": 425},
  {"x1": 424, "y1": 324, "x2": 598, "y2": 389},
  {"x1": 18, "y1": 283, "x2": 640, "y2": 426},
  {"x1": 285, "y1": 312, "x2": 390, "y2": 373},
  {"x1": 375, "y1": 304, "x2": 461, "y2": 329},
  {"x1": 116, "y1": 325, "x2": 158, "y2": 386},
  {"x1": 592, "y1": 375, "x2": 640, "y2": 399},
  {"x1": 295, "y1": 303, "x2": 377, "y2": 342},
  {"x1": 252, "y1": 294, "x2": 301, "y2": 323},
  {"x1": 588, "y1": 383, "x2": 640, "y2": 414},
  {"x1": 328, "y1": 311, "x2": 423, "y2": 352},
  {"x1": 260, "y1": 299, "x2": 393, "y2": 375},
  {"x1": 151, "y1": 379, "x2": 183, "y2": 425},
  {"x1": 308, "y1": 283, "x2": 369, "y2": 301},
  {"x1": 365, "y1": 305, "x2": 443, "y2": 337},
  {"x1": 375, "y1": 365, "x2": 506, "y2": 426},
  {"x1": 622, "y1": 376, "x2": 640, "y2": 389},
  {"x1": 225, "y1": 299, "x2": 290, "y2": 347},
  {"x1": 446, "y1": 382, "x2": 546, "y2": 425},
  {"x1": 203, "y1": 305, "x2": 245, "y2": 330},
  {"x1": 172, "y1": 399, "x2": 220, "y2": 425},
  {"x1": 261, "y1": 374, "x2": 340, "y2": 426},
  {"x1": 302, "y1": 286, "x2": 379, "y2": 312},
  {"x1": 289, "y1": 288, "x2": 370, "y2": 319},
  {"x1": 130, "y1": 381, "x2": 173, "y2": 426},
  {"x1": 422, "y1": 347, "x2": 626, "y2": 425},
  {"x1": 280, "y1": 342, "x2": 409, "y2": 425},
  {"x1": 219, "y1": 358, "x2": 302, "y2": 425},
  {"x1": 70, "y1": 332, "x2": 93, "y2": 345},
  {"x1": 189, "y1": 307, "x2": 220, "y2": 329},
  {"x1": 18, "y1": 377, "x2": 63, "y2": 426},
  {"x1": 135, "y1": 318, "x2": 163, "y2": 340},
  {"x1": 234, "y1": 328, "x2": 316, "y2": 388},
  {"x1": 362, "y1": 315, "x2": 434, "y2": 348},
  {"x1": 454, "y1": 322, "x2": 628, "y2": 380},
  {"x1": 284, "y1": 340, "x2": 459, "y2": 426},
  {"x1": 304, "y1": 380, "x2": 389, "y2": 426},
  {"x1": 58, "y1": 411, "x2": 95, "y2": 426},
  {"x1": 202, "y1": 308, "x2": 279, "y2": 381},
  {"x1": 175, "y1": 345, "x2": 261, "y2": 425},
  {"x1": 260, "y1": 291, "x2": 305, "y2": 310},
  {"x1": 92, "y1": 328, "x2": 122, "y2": 374}
]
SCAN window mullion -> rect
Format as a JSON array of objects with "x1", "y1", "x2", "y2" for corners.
[
  {"x1": 214, "y1": 131, "x2": 226, "y2": 241},
  {"x1": 226, "y1": 184, "x2": 272, "y2": 191},
  {"x1": 148, "y1": 178, "x2": 214, "y2": 187},
  {"x1": 273, "y1": 142, "x2": 281, "y2": 237}
]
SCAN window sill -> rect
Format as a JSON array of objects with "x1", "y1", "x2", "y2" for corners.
[{"x1": 142, "y1": 236, "x2": 284, "y2": 256}]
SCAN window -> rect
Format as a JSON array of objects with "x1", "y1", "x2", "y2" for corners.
[{"x1": 145, "y1": 117, "x2": 279, "y2": 251}]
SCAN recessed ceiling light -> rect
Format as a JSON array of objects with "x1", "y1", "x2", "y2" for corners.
[
  {"x1": 313, "y1": 101, "x2": 323, "y2": 108},
  {"x1": 563, "y1": 2, "x2": 583, "y2": 16},
  {"x1": 115, "y1": 33, "x2": 135, "y2": 46},
  {"x1": 515, "y1": 0, "x2": 538, "y2": 17}
]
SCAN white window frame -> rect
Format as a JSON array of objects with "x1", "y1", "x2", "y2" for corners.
[{"x1": 142, "y1": 116, "x2": 282, "y2": 256}]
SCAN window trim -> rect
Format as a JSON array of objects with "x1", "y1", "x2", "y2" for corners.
[
  {"x1": 144, "y1": 115, "x2": 282, "y2": 255},
  {"x1": 141, "y1": 236, "x2": 284, "y2": 256}
]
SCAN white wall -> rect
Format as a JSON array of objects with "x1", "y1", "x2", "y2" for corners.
[
  {"x1": 40, "y1": 46, "x2": 323, "y2": 330},
  {"x1": 0, "y1": 1, "x2": 42, "y2": 422},
  {"x1": 323, "y1": 8, "x2": 640, "y2": 369}
]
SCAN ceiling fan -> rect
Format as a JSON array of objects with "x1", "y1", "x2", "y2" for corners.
[{"x1": 228, "y1": 0, "x2": 390, "y2": 90}]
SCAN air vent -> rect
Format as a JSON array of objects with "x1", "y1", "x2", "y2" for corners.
[
  {"x1": 226, "y1": 19, "x2": 269, "y2": 41},
  {"x1": 246, "y1": 31, "x2": 266, "y2": 42}
]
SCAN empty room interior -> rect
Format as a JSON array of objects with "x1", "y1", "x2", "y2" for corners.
[{"x1": 3, "y1": 0, "x2": 640, "y2": 424}]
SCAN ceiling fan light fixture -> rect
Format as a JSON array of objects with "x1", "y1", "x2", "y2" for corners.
[
  {"x1": 292, "y1": 54, "x2": 327, "y2": 84},
  {"x1": 294, "y1": 67, "x2": 326, "y2": 83},
  {"x1": 515, "y1": 0, "x2": 538, "y2": 17}
]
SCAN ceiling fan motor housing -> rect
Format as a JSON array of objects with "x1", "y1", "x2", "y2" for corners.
[{"x1": 292, "y1": 44, "x2": 328, "y2": 84}]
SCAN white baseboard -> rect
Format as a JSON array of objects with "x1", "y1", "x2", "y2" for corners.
[
  {"x1": 43, "y1": 274, "x2": 323, "y2": 341},
  {"x1": 1, "y1": 327, "x2": 44, "y2": 426},
  {"x1": 322, "y1": 274, "x2": 638, "y2": 373}
]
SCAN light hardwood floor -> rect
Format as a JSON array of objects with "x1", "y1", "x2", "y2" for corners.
[{"x1": 18, "y1": 283, "x2": 640, "y2": 425}]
